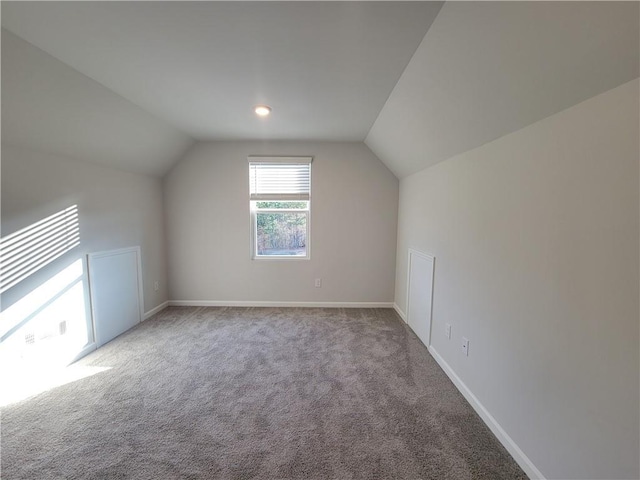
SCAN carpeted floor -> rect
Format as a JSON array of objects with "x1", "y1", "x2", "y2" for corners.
[{"x1": 1, "y1": 307, "x2": 527, "y2": 479}]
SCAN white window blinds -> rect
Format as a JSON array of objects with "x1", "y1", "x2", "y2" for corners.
[{"x1": 248, "y1": 157, "x2": 312, "y2": 201}]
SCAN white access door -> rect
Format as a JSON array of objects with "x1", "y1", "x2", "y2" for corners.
[
  {"x1": 407, "y1": 249, "x2": 435, "y2": 348},
  {"x1": 88, "y1": 247, "x2": 143, "y2": 347}
]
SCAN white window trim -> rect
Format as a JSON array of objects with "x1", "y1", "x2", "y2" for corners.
[
  {"x1": 248, "y1": 156, "x2": 312, "y2": 165},
  {"x1": 250, "y1": 205, "x2": 311, "y2": 260},
  {"x1": 248, "y1": 156, "x2": 313, "y2": 261}
]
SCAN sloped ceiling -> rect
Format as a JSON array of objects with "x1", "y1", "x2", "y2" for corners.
[
  {"x1": 366, "y1": 1, "x2": 640, "y2": 178},
  {"x1": 1, "y1": 1, "x2": 442, "y2": 144},
  {"x1": 2, "y1": 2, "x2": 638, "y2": 179},
  {"x1": 1, "y1": 30, "x2": 194, "y2": 177}
]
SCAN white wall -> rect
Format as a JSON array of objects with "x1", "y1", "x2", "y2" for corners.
[
  {"x1": 164, "y1": 141, "x2": 398, "y2": 304},
  {"x1": 395, "y1": 80, "x2": 639, "y2": 479},
  {"x1": 1, "y1": 145, "x2": 169, "y2": 315}
]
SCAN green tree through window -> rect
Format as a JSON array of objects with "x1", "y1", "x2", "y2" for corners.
[{"x1": 249, "y1": 157, "x2": 312, "y2": 258}]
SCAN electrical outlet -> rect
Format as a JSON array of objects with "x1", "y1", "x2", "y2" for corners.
[
  {"x1": 445, "y1": 323, "x2": 451, "y2": 339},
  {"x1": 154, "y1": 281, "x2": 159, "y2": 291},
  {"x1": 314, "y1": 278, "x2": 322, "y2": 288},
  {"x1": 462, "y1": 337, "x2": 470, "y2": 356}
]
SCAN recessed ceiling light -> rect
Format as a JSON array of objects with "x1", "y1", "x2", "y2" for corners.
[{"x1": 254, "y1": 105, "x2": 272, "y2": 117}]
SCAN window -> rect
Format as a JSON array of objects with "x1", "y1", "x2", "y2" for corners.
[{"x1": 249, "y1": 157, "x2": 312, "y2": 259}]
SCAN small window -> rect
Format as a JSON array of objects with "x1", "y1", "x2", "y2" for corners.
[{"x1": 248, "y1": 157, "x2": 312, "y2": 259}]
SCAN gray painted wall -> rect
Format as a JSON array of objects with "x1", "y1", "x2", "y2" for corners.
[
  {"x1": 395, "y1": 80, "x2": 639, "y2": 479},
  {"x1": 164, "y1": 141, "x2": 398, "y2": 304},
  {"x1": 1, "y1": 145, "x2": 169, "y2": 315}
]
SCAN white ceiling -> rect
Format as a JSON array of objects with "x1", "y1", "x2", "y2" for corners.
[
  {"x1": 1, "y1": 30, "x2": 194, "y2": 177},
  {"x1": 1, "y1": 1, "x2": 442, "y2": 142},
  {"x1": 2, "y1": 2, "x2": 638, "y2": 179},
  {"x1": 366, "y1": 1, "x2": 640, "y2": 178}
]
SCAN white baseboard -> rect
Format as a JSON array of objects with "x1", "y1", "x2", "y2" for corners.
[
  {"x1": 428, "y1": 346, "x2": 545, "y2": 480},
  {"x1": 393, "y1": 303, "x2": 407, "y2": 322},
  {"x1": 169, "y1": 300, "x2": 394, "y2": 308},
  {"x1": 70, "y1": 342, "x2": 97, "y2": 363},
  {"x1": 143, "y1": 301, "x2": 169, "y2": 320}
]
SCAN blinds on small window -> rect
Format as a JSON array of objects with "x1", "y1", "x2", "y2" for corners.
[{"x1": 248, "y1": 156, "x2": 312, "y2": 201}]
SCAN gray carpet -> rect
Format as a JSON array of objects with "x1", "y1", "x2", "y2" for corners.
[{"x1": 1, "y1": 307, "x2": 527, "y2": 479}]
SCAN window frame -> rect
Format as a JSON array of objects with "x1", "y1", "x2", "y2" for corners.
[
  {"x1": 248, "y1": 156, "x2": 312, "y2": 261},
  {"x1": 251, "y1": 202, "x2": 310, "y2": 260}
]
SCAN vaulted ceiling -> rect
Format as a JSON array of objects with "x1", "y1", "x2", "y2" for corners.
[
  {"x1": 366, "y1": 1, "x2": 640, "y2": 178},
  {"x1": 2, "y1": 1, "x2": 638, "y2": 178}
]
